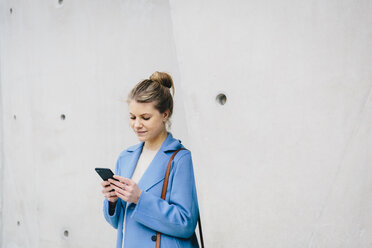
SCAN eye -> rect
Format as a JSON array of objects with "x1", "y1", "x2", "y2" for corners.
[
  {"x1": 143, "y1": 117, "x2": 150, "y2": 121},
  {"x1": 130, "y1": 116, "x2": 135, "y2": 120}
]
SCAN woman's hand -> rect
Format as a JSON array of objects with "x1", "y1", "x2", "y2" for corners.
[
  {"x1": 108, "y1": 175, "x2": 142, "y2": 204},
  {"x1": 101, "y1": 180, "x2": 118, "y2": 203}
]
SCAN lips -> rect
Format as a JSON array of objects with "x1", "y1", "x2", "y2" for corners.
[{"x1": 137, "y1": 131, "x2": 147, "y2": 135}]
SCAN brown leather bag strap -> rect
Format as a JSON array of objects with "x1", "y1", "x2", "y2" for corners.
[
  {"x1": 198, "y1": 214, "x2": 204, "y2": 248},
  {"x1": 156, "y1": 148, "x2": 204, "y2": 248},
  {"x1": 160, "y1": 149, "x2": 183, "y2": 200}
]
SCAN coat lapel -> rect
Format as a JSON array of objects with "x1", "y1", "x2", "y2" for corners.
[
  {"x1": 121, "y1": 142, "x2": 144, "y2": 179},
  {"x1": 137, "y1": 132, "x2": 184, "y2": 192}
]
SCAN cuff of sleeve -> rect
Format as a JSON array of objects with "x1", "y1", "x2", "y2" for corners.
[
  {"x1": 108, "y1": 201, "x2": 117, "y2": 216},
  {"x1": 131, "y1": 191, "x2": 160, "y2": 222},
  {"x1": 104, "y1": 198, "x2": 121, "y2": 218}
]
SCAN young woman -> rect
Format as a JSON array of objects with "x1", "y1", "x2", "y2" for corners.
[{"x1": 101, "y1": 72, "x2": 200, "y2": 248}]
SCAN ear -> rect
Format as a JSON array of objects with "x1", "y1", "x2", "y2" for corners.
[{"x1": 163, "y1": 109, "x2": 170, "y2": 122}]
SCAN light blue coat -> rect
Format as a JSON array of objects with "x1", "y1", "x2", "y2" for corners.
[{"x1": 103, "y1": 132, "x2": 200, "y2": 248}]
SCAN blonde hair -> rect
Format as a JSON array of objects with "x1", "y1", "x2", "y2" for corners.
[{"x1": 127, "y1": 71, "x2": 175, "y2": 129}]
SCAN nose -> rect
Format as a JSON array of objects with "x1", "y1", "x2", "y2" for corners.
[{"x1": 134, "y1": 118, "x2": 143, "y2": 129}]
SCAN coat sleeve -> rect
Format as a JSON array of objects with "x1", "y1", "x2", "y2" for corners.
[
  {"x1": 131, "y1": 152, "x2": 199, "y2": 239},
  {"x1": 103, "y1": 198, "x2": 122, "y2": 229},
  {"x1": 102, "y1": 154, "x2": 125, "y2": 229}
]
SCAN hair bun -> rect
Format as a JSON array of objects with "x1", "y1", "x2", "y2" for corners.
[
  {"x1": 162, "y1": 81, "x2": 172, "y2": 88},
  {"x1": 150, "y1": 71, "x2": 173, "y2": 89}
]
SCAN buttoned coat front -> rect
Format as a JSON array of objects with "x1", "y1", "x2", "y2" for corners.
[{"x1": 103, "y1": 132, "x2": 200, "y2": 248}]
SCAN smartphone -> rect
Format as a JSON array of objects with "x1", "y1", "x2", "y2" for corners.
[{"x1": 95, "y1": 168, "x2": 119, "y2": 181}]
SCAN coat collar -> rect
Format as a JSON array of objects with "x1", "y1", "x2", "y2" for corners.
[{"x1": 122, "y1": 132, "x2": 184, "y2": 194}]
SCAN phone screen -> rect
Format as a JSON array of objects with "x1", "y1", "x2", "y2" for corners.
[{"x1": 95, "y1": 168, "x2": 118, "y2": 181}]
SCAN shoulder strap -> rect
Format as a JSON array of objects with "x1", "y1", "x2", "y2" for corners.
[{"x1": 156, "y1": 148, "x2": 204, "y2": 248}]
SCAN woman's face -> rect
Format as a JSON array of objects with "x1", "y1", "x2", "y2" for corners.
[{"x1": 128, "y1": 100, "x2": 168, "y2": 143}]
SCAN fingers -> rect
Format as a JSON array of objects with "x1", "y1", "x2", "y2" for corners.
[
  {"x1": 112, "y1": 175, "x2": 133, "y2": 186},
  {"x1": 105, "y1": 190, "x2": 117, "y2": 198},
  {"x1": 100, "y1": 179, "x2": 119, "y2": 202},
  {"x1": 110, "y1": 182, "x2": 126, "y2": 196},
  {"x1": 121, "y1": 177, "x2": 134, "y2": 186},
  {"x1": 102, "y1": 186, "x2": 112, "y2": 194},
  {"x1": 108, "y1": 178, "x2": 123, "y2": 188},
  {"x1": 101, "y1": 180, "x2": 110, "y2": 187},
  {"x1": 101, "y1": 181, "x2": 114, "y2": 194},
  {"x1": 113, "y1": 175, "x2": 125, "y2": 182},
  {"x1": 107, "y1": 176, "x2": 138, "y2": 203},
  {"x1": 102, "y1": 187, "x2": 118, "y2": 202},
  {"x1": 109, "y1": 180, "x2": 131, "y2": 202},
  {"x1": 115, "y1": 189, "x2": 129, "y2": 201}
]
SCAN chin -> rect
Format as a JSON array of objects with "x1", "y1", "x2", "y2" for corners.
[{"x1": 136, "y1": 134, "x2": 149, "y2": 142}]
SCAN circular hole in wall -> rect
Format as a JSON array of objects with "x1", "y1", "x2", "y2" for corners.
[
  {"x1": 58, "y1": 0, "x2": 63, "y2": 5},
  {"x1": 17, "y1": 221, "x2": 20, "y2": 226},
  {"x1": 10, "y1": 8, "x2": 13, "y2": 14},
  {"x1": 64, "y1": 230, "x2": 69, "y2": 237},
  {"x1": 13, "y1": 115, "x2": 16, "y2": 120},
  {"x1": 216, "y1": 93, "x2": 227, "y2": 105},
  {"x1": 60, "y1": 114, "x2": 66, "y2": 120}
]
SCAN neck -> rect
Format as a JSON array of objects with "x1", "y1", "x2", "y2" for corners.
[{"x1": 144, "y1": 130, "x2": 168, "y2": 151}]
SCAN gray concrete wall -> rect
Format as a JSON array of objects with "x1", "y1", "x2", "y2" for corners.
[
  {"x1": 0, "y1": 52, "x2": 4, "y2": 248},
  {"x1": 1, "y1": 0, "x2": 372, "y2": 247}
]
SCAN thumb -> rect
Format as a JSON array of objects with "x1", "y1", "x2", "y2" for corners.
[{"x1": 113, "y1": 175, "x2": 125, "y2": 182}]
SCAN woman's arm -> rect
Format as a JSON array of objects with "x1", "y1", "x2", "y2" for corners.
[
  {"x1": 102, "y1": 155, "x2": 125, "y2": 229},
  {"x1": 103, "y1": 198, "x2": 122, "y2": 229},
  {"x1": 131, "y1": 152, "x2": 199, "y2": 239}
]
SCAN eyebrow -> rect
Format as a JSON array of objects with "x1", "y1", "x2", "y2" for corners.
[{"x1": 129, "y1": 112, "x2": 152, "y2": 116}]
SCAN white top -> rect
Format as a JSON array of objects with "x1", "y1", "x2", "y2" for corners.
[{"x1": 122, "y1": 146, "x2": 159, "y2": 247}]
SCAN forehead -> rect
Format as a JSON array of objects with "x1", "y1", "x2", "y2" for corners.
[{"x1": 129, "y1": 100, "x2": 158, "y2": 114}]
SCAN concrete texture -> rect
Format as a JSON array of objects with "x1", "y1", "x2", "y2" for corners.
[{"x1": 1, "y1": 0, "x2": 372, "y2": 247}]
